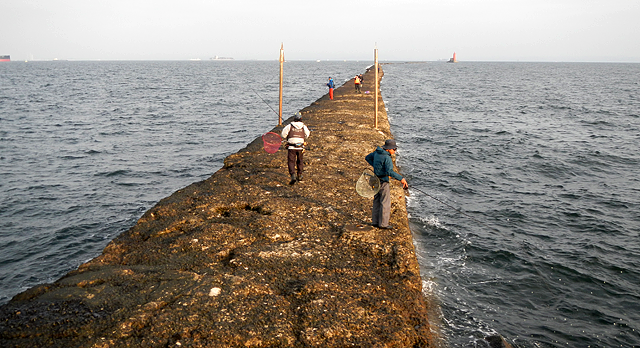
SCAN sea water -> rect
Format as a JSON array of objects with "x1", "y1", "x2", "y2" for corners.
[
  {"x1": 1, "y1": 60, "x2": 639, "y2": 347},
  {"x1": 383, "y1": 62, "x2": 640, "y2": 347}
]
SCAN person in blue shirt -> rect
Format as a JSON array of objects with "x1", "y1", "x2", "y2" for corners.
[
  {"x1": 365, "y1": 139, "x2": 408, "y2": 229},
  {"x1": 326, "y1": 77, "x2": 335, "y2": 100}
]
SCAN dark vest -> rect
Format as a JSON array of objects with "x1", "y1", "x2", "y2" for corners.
[{"x1": 287, "y1": 124, "x2": 306, "y2": 140}]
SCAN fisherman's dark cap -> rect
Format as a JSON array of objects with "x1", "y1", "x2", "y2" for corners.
[
  {"x1": 382, "y1": 139, "x2": 397, "y2": 150},
  {"x1": 294, "y1": 112, "x2": 302, "y2": 121}
]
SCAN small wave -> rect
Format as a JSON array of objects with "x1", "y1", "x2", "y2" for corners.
[
  {"x1": 26, "y1": 184, "x2": 64, "y2": 191},
  {"x1": 417, "y1": 215, "x2": 449, "y2": 231},
  {"x1": 115, "y1": 182, "x2": 143, "y2": 187},
  {"x1": 454, "y1": 170, "x2": 481, "y2": 186},
  {"x1": 95, "y1": 169, "x2": 130, "y2": 177},
  {"x1": 527, "y1": 160, "x2": 578, "y2": 180},
  {"x1": 548, "y1": 104, "x2": 572, "y2": 111},
  {"x1": 421, "y1": 279, "x2": 439, "y2": 295},
  {"x1": 60, "y1": 155, "x2": 86, "y2": 160},
  {"x1": 36, "y1": 196, "x2": 58, "y2": 201},
  {"x1": 598, "y1": 199, "x2": 630, "y2": 210}
]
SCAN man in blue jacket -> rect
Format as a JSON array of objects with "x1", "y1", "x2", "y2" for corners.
[
  {"x1": 327, "y1": 77, "x2": 335, "y2": 100},
  {"x1": 365, "y1": 139, "x2": 408, "y2": 229}
]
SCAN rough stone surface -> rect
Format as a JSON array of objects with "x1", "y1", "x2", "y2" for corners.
[{"x1": 0, "y1": 68, "x2": 437, "y2": 347}]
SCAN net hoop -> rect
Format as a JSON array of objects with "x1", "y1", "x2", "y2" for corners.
[
  {"x1": 262, "y1": 132, "x2": 282, "y2": 154},
  {"x1": 356, "y1": 168, "x2": 380, "y2": 198}
]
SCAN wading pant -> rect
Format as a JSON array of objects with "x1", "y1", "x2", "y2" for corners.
[
  {"x1": 329, "y1": 88, "x2": 334, "y2": 100},
  {"x1": 287, "y1": 149, "x2": 304, "y2": 176},
  {"x1": 372, "y1": 181, "x2": 391, "y2": 227}
]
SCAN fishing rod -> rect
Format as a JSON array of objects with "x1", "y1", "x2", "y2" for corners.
[{"x1": 407, "y1": 186, "x2": 501, "y2": 233}]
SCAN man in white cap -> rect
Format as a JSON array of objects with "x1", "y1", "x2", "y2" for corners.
[{"x1": 365, "y1": 139, "x2": 408, "y2": 229}]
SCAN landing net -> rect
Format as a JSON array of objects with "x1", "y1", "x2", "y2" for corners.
[
  {"x1": 262, "y1": 132, "x2": 282, "y2": 154},
  {"x1": 356, "y1": 168, "x2": 380, "y2": 198}
]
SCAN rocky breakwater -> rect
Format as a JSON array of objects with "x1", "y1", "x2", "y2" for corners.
[{"x1": 0, "y1": 68, "x2": 437, "y2": 347}]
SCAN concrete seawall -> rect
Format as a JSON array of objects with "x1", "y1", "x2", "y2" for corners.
[{"x1": 0, "y1": 68, "x2": 437, "y2": 347}]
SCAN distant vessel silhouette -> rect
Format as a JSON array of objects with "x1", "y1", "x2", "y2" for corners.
[
  {"x1": 0, "y1": 55, "x2": 10, "y2": 62},
  {"x1": 447, "y1": 52, "x2": 458, "y2": 63}
]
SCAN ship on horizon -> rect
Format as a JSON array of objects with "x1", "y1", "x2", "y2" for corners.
[
  {"x1": 447, "y1": 52, "x2": 458, "y2": 63},
  {"x1": 0, "y1": 55, "x2": 10, "y2": 62}
]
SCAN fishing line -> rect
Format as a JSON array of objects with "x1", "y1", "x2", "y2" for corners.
[
  {"x1": 408, "y1": 186, "x2": 501, "y2": 233},
  {"x1": 239, "y1": 69, "x2": 280, "y2": 117},
  {"x1": 247, "y1": 83, "x2": 279, "y2": 117}
]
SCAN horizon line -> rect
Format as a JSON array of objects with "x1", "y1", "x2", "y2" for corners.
[{"x1": 6, "y1": 58, "x2": 640, "y2": 64}]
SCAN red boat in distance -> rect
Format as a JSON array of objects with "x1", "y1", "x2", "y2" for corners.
[{"x1": 0, "y1": 55, "x2": 10, "y2": 62}]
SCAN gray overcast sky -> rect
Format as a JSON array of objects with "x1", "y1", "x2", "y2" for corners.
[{"x1": 2, "y1": 0, "x2": 639, "y2": 62}]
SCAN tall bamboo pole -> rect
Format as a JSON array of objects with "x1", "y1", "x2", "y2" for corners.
[
  {"x1": 374, "y1": 46, "x2": 379, "y2": 129},
  {"x1": 278, "y1": 43, "x2": 284, "y2": 126}
]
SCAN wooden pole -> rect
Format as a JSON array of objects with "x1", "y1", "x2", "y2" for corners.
[
  {"x1": 374, "y1": 46, "x2": 379, "y2": 129},
  {"x1": 278, "y1": 43, "x2": 284, "y2": 126}
]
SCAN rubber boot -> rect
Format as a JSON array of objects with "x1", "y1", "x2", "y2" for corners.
[
  {"x1": 297, "y1": 173, "x2": 303, "y2": 182},
  {"x1": 289, "y1": 174, "x2": 297, "y2": 185}
]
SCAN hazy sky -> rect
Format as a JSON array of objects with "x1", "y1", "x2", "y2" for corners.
[{"x1": 2, "y1": 0, "x2": 639, "y2": 62}]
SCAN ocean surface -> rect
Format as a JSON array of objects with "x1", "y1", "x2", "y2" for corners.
[{"x1": 1, "y1": 60, "x2": 639, "y2": 347}]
